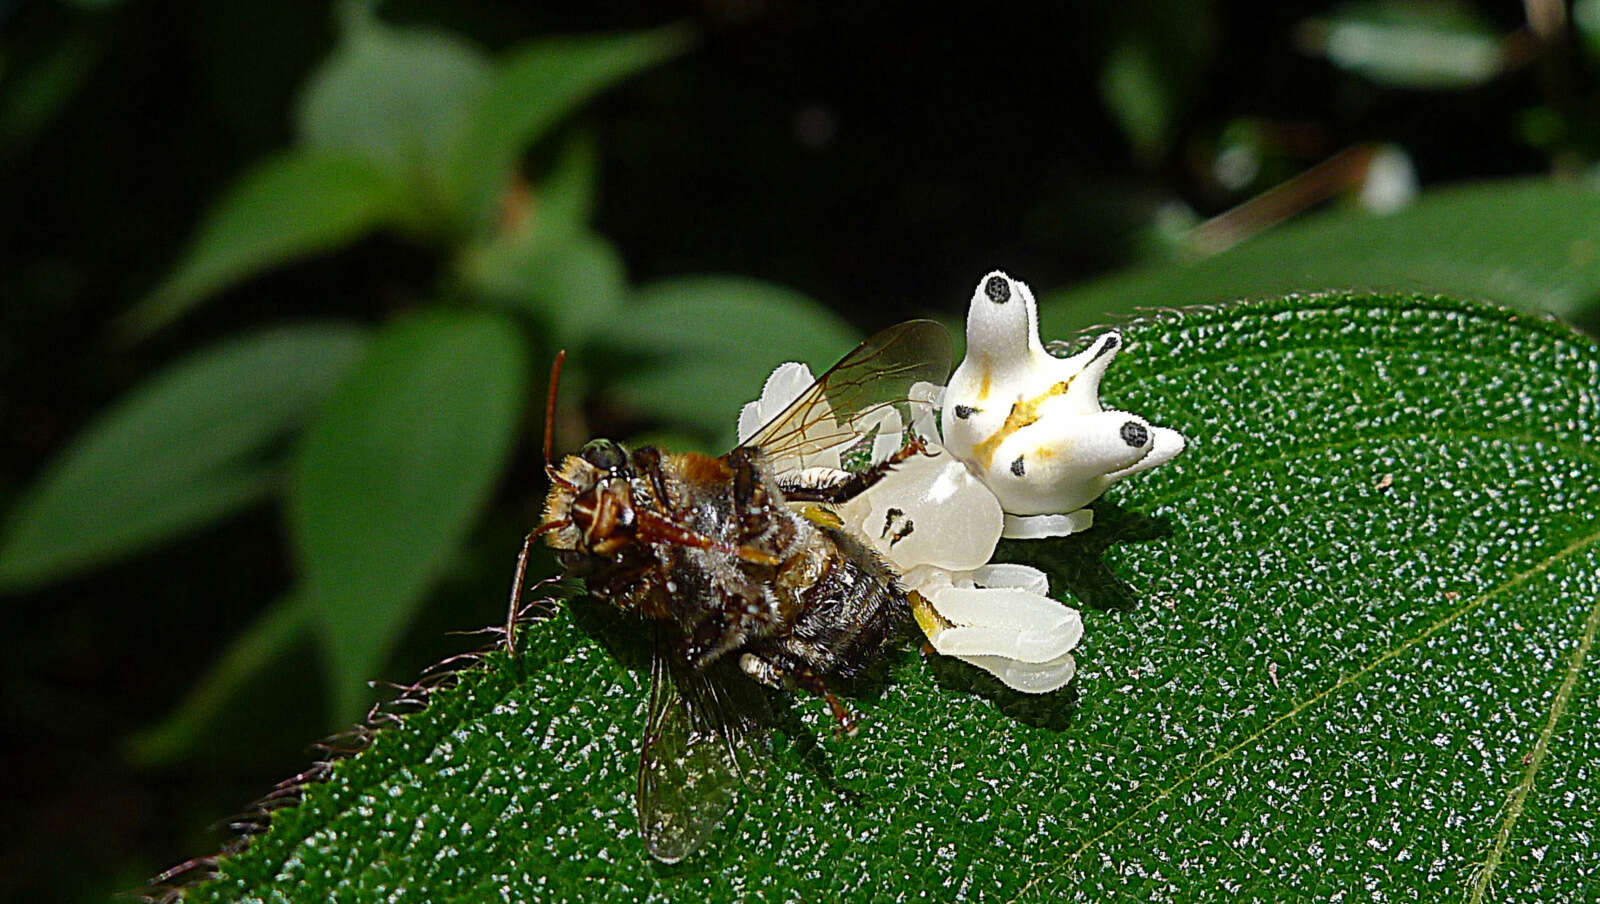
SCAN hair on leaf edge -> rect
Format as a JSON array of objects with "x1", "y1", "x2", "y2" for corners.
[{"x1": 137, "y1": 576, "x2": 576, "y2": 903}]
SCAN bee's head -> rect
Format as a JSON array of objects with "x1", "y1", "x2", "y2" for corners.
[
  {"x1": 580, "y1": 438, "x2": 632, "y2": 477},
  {"x1": 541, "y1": 438, "x2": 638, "y2": 556}
]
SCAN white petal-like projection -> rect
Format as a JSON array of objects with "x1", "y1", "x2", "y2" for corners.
[
  {"x1": 908, "y1": 573, "x2": 1082, "y2": 694},
  {"x1": 920, "y1": 586, "x2": 1082, "y2": 663},
  {"x1": 735, "y1": 360, "x2": 844, "y2": 471},
  {"x1": 737, "y1": 361, "x2": 815, "y2": 443},
  {"x1": 907, "y1": 381, "x2": 944, "y2": 444},
  {"x1": 837, "y1": 449, "x2": 1002, "y2": 573},
  {"x1": 958, "y1": 651, "x2": 1077, "y2": 694},
  {"x1": 968, "y1": 563, "x2": 1050, "y2": 596},
  {"x1": 856, "y1": 405, "x2": 905, "y2": 465}
]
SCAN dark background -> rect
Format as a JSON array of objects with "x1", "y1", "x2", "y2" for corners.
[{"x1": 0, "y1": 0, "x2": 1585, "y2": 899}]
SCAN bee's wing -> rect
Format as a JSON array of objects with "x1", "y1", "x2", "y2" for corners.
[
  {"x1": 737, "y1": 319, "x2": 953, "y2": 465},
  {"x1": 636, "y1": 628, "x2": 768, "y2": 863}
]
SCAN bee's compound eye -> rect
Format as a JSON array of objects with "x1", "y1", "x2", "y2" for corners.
[
  {"x1": 581, "y1": 439, "x2": 628, "y2": 472},
  {"x1": 985, "y1": 275, "x2": 1011, "y2": 304},
  {"x1": 1120, "y1": 421, "x2": 1149, "y2": 448}
]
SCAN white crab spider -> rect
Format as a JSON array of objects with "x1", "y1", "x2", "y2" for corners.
[
  {"x1": 736, "y1": 271, "x2": 1184, "y2": 694},
  {"x1": 941, "y1": 271, "x2": 1186, "y2": 540}
]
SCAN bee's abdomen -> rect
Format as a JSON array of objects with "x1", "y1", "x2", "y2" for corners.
[{"x1": 764, "y1": 525, "x2": 906, "y2": 679}]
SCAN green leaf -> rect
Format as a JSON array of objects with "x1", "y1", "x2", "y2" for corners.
[
  {"x1": 463, "y1": 230, "x2": 628, "y2": 346},
  {"x1": 0, "y1": 33, "x2": 98, "y2": 151},
  {"x1": 295, "y1": 15, "x2": 491, "y2": 207},
  {"x1": 184, "y1": 294, "x2": 1600, "y2": 901},
  {"x1": 125, "y1": 595, "x2": 312, "y2": 768},
  {"x1": 1301, "y1": 0, "x2": 1505, "y2": 89},
  {"x1": 1100, "y1": 38, "x2": 1171, "y2": 163},
  {"x1": 607, "y1": 276, "x2": 859, "y2": 448},
  {"x1": 536, "y1": 129, "x2": 601, "y2": 238},
  {"x1": 1043, "y1": 178, "x2": 1600, "y2": 337},
  {"x1": 291, "y1": 309, "x2": 529, "y2": 722},
  {"x1": 457, "y1": 133, "x2": 614, "y2": 344},
  {"x1": 443, "y1": 26, "x2": 691, "y2": 235},
  {"x1": 126, "y1": 151, "x2": 407, "y2": 337},
  {"x1": 1097, "y1": 0, "x2": 1214, "y2": 164},
  {"x1": 0, "y1": 324, "x2": 368, "y2": 591}
]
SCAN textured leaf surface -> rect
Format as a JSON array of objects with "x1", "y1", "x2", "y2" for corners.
[
  {"x1": 0, "y1": 324, "x2": 367, "y2": 590},
  {"x1": 186, "y1": 294, "x2": 1600, "y2": 902},
  {"x1": 291, "y1": 310, "x2": 529, "y2": 722},
  {"x1": 1042, "y1": 179, "x2": 1600, "y2": 336}
]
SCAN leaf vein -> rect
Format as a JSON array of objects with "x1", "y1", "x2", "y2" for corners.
[
  {"x1": 1008, "y1": 526, "x2": 1600, "y2": 904},
  {"x1": 1465, "y1": 545, "x2": 1600, "y2": 903}
]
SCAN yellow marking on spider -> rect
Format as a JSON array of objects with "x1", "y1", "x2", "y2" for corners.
[
  {"x1": 800, "y1": 505, "x2": 844, "y2": 530},
  {"x1": 909, "y1": 591, "x2": 951, "y2": 639},
  {"x1": 969, "y1": 380, "x2": 1071, "y2": 469}
]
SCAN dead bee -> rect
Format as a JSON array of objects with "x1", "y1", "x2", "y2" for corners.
[{"x1": 505, "y1": 320, "x2": 951, "y2": 862}]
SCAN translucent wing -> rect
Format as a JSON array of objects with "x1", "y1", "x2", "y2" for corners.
[
  {"x1": 636, "y1": 627, "x2": 768, "y2": 863},
  {"x1": 737, "y1": 319, "x2": 953, "y2": 469}
]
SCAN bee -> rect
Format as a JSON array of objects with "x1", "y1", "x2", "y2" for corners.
[{"x1": 504, "y1": 320, "x2": 952, "y2": 862}]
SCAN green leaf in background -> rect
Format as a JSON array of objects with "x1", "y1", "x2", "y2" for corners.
[
  {"x1": 1299, "y1": 0, "x2": 1505, "y2": 90},
  {"x1": 125, "y1": 152, "x2": 407, "y2": 337},
  {"x1": 457, "y1": 132, "x2": 614, "y2": 345},
  {"x1": 0, "y1": 323, "x2": 368, "y2": 591},
  {"x1": 464, "y1": 230, "x2": 628, "y2": 347},
  {"x1": 125, "y1": 595, "x2": 312, "y2": 768},
  {"x1": 1043, "y1": 178, "x2": 1600, "y2": 337},
  {"x1": 607, "y1": 276, "x2": 859, "y2": 448},
  {"x1": 1581, "y1": 0, "x2": 1600, "y2": 61},
  {"x1": 291, "y1": 309, "x2": 529, "y2": 722},
  {"x1": 1100, "y1": 38, "x2": 1171, "y2": 163},
  {"x1": 179, "y1": 294, "x2": 1600, "y2": 901},
  {"x1": 534, "y1": 129, "x2": 600, "y2": 239},
  {"x1": 296, "y1": 13, "x2": 490, "y2": 206},
  {"x1": 442, "y1": 26, "x2": 691, "y2": 235},
  {"x1": 1098, "y1": 0, "x2": 1214, "y2": 164},
  {"x1": 0, "y1": 33, "x2": 99, "y2": 152}
]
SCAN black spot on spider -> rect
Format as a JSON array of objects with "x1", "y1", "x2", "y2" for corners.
[
  {"x1": 1121, "y1": 421, "x2": 1149, "y2": 447},
  {"x1": 881, "y1": 507, "x2": 904, "y2": 538},
  {"x1": 889, "y1": 519, "x2": 915, "y2": 547},
  {"x1": 985, "y1": 275, "x2": 1011, "y2": 304},
  {"x1": 1091, "y1": 333, "x2": 1119, "y2": 360},
  {"x1": 1010, "y1": 455, "x2": 1026, "y2": 476},
  {"x1": 953, "y1": 404, "x2": 975, "y2": 420}
]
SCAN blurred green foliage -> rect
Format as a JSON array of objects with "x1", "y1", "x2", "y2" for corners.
[
  {"x1": 1042, "y1": 179, "x2": 1600, "y2": 337},
  {"x1": 4, "y1": 7, "x2": 705, "y2": 747},
  {"x1": 4, "y1": 0, "x2": 1600, "y2": 899}
]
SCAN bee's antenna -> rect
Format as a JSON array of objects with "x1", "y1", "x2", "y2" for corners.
[
  {"x1": 506, "y1": 350, "x2": 572, "y2": 658},
  {"x1": 543, "y1": 350, "x2": 567, "y2": 481}
]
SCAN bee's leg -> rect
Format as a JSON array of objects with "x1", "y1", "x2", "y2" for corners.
[
  {"x1": 632, "y1": 446, "x2": 674, "y2": 513},
  {"x1": 504, "y1": 520, "x2": 568, "y2": 654},
  {"x1": 779, "y1": 436, "x2": 931, "y2": 505},
  {"x1": 788, "y1": 665, "x2": 860, "y2": 738},
  {"x1": 738, "y1": 653, "x2": 782, "y2": 688},
  {"x1": 634, "y1": 509, "x2": 781, "y2": 567}
]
